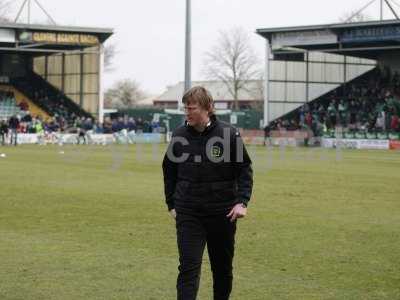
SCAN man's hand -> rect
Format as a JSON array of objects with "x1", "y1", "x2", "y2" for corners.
[
  {"x1": 226, "y1": 203, "x2": 247, "y2": 222},
  {"x1": 169, "y1": 209, "x2": 177, "y2": 219}
]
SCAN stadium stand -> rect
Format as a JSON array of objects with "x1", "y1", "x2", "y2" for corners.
[
  {"x1": 11, "y1": 71, "x2": 91, "y2": 124},
  {"x1": 0, "y1": 90, "x2": 20, "y2": 119},
  {"x1": 271, "y1": 67, "x2": 400, "y2": 137},
  {"x1": 0, "y1": 85, "x2": 50, "y2": 120}
]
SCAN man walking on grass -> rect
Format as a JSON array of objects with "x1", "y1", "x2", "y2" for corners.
[
  {"x1": 8, "y1": 115, "x2": 19, "y2": 146},
  {"x1": 162, "y1": 86, "x2": 253, "y2": 300},
  {"x1": 0, "y1": 118, "x2": 8, "y2": 145}
]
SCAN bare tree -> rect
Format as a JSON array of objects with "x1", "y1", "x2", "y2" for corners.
[
  {"x1": 203, "y1": 27, "x2": 261, "y2": 110},
  {"x1": 246, "y1": 77, "x2": 264, "y2": 111},
  {"x1": 0, "y1": 0, "x2": 12, "y2": 23},
  {"x1": 104, "y1": 43, "x2": 117, "y2": 72},
  {"x1": 104, "y1": 79, "x2": 147, "y2": 109}
]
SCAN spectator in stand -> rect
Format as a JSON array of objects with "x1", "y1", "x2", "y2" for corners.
[
  {"x1": 83, "y1": 118, "x2": 94, "y2": 143},
  {"x1": 35, "y1": 119, "x2": 44, "y2": 134},
  {"x1": 305, "y1": 111, "x2": 312, "y2": 128},
  {"x1": 143, "y1": 119, "x2": 151, "y2": 133},
  {"x1": 327, "y1": 101, "x2": 337, "y2": 129},
  {"x1": 83, "y1": 117, "x2": 93, "y2": 132},
  {"x1": 110, "y1": 117, "x2": 124, "y2": 133},
  {"x1": 94, "y1": 120, "x2": 103, "y2": 134},
  {"x1": 275, "y1": 66, "x2": 400, "y2": 136},
  {"x1": 299, "y1": 106, "x2": 306, "y2": 125},
  {"x1": 35, "y1": 119, "x2": 47, "y2": 145},
  {"x1": 127, "y1": 117, "x2": 136, "y2": 133},
  {"x1": 136, "y1": 117, "x2": 144, "y2": 133},
  {"x1": 117, "y1": 117, "x2": 125, "y2": 132},
  {"x1": 338, "y1": 99, "x2": 347, "y2": 126},
  {"x1": 8, "y1": 115, "x2": 19, "y2": 146},
  {"x1": 349, "y1": 99, "x2": 358, "y2": 127},
  {"x1": 150, "y1": 120, "x2": 160, "y2": 133},
  {"x1": 18, "y1": 100, "x2": 29, "y2": 111},
  {"x1": 111, "y1": 119, "x2": 119, "y2": 133},
  {"x1": 122, "y1": 117, "x2": 129, "y2": 130},
  {"x1": 19, "y1": 121, "x2": 27, "y2": 133},
  {"x1": 27, "y1": 117, "x2": 36, "y2": 133},
  {"x1": 103, "y1": 117, "x2": 113, "y2": 134},
  {"x1": 375, "y1": 111, "x2": 386, "y2": 132},
  {"x1": 48, "y1": 118, "x2": 60, "y2": 133},
  {"x1": 391, "y1": 114, "x2": 399, "y2": 132},
  {"x1": 58, "y1": 117, "x2": 66, "y2": 132},
  {"x1": 22, "y1": 111, "x2": 32, "y2": 123}
]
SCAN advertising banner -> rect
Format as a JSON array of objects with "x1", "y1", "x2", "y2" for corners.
[
  {"x1": 18, "y1": 31, "x2": 99, "y2": 45},
  {"x1": 321, "y1": 138, "x2": 389, "y2": 150},
  {"x1": 389, "y1": 140, "x2": 400, "y2": 150},
  {"x1": 17, "y1": 134, "x2": 38, "y2": 144},
  {"x1": 272, "y1": 30, "x2": 337, "y2": 49},
  {"x1": 341, "y1": 26, "x2": 400, "y2": 43},
  {"x1": 12, "y1": 133, "x2": 165, "y2": 145}
]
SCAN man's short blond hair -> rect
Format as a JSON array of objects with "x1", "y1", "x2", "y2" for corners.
[{"x1": 182, "y1": 86, "x2": 215, "y2": 115}]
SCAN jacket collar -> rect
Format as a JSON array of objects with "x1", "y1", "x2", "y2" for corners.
[{"x1": 185, "y1": 114, "x2": 217, "y2": 136}]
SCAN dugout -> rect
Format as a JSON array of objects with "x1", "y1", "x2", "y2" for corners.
[
  {"x1": 256, "y1": 19, "x2": 400, "y2": 125},
  {"x1": 0, "y1": 22, "x2": 113, "y2": 121}
]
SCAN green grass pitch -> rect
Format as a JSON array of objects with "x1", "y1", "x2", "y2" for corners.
[{"x1": 0, "y1": 144, "x2": 399, "y2": 299}]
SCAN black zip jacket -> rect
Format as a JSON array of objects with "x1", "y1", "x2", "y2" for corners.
[{"x1": 162, "y1": 115, "x2": 253, "y2": 216}]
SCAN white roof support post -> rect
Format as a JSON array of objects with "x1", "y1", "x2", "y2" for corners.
[
  {"x1": 263, "y1": 39, "x2": 271, "y2": 127},
  {"x1": 182, "y1": 0, "x2": 191, "y2": 110},
  {"x1": 98, "y1": 44, "x2": 105, "y2": 123}
]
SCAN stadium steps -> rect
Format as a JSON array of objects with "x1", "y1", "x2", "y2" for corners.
[
  {"x1": 0, "y1": 92, "x2": 20, "y2": 119},
  {"x1": 280, "y1": 67, "x2": 379, "y2": 121},
  {"x1": 11, "y1": 71, "x2": 91, "y2": 120},
  {"x1": 0, "y1": 85, "x2": 50, "y2": 120}
]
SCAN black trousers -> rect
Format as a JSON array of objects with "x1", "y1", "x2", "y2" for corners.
[
  {"x1": 175, "y1": 213, "x2": 236, "y2": 300},
  {"x1": 0, "y1": 133, "x2": 6, "y2": 145},
  {"x1": 10, "y1": 129, "x2": 17, "y2": 146}
]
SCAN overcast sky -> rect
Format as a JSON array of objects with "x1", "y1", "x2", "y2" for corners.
[{"x1": 8, "y1": 0, "x2": 400, "y2": 95}]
